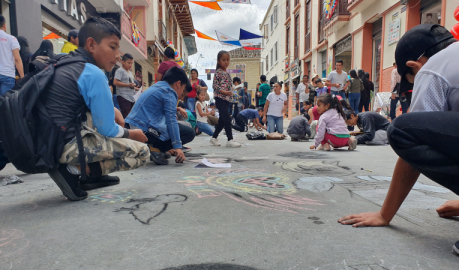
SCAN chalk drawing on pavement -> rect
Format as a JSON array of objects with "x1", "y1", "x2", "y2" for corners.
[
  {"x1": 89, "y1": 190, "x2": 137, "y2": 203},
  {"x1": 0, "y1": 229, "x2": 29, "y2": 261},
  {"x1": 356, "y1": 176, "x2": 450, "y2": 194},
  {"x1": 179, "y1": 169, "x2": 324, "y2": 213},
  {"x1": 115, "y1": 194, "x2": 187, "y2": 225},
  {"x1": 274, "y1": 160, "x2": 353, "y2": 177},
  {"x1": 294, "y1": 177, "x2": 344, "y2": 193}
]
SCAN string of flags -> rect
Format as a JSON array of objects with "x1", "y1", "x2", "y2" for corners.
[
  {"x1": 190, "y1": 0, "x2": 251, "y2": 11},
  {"x1": 195, "y1": 28, "x2": 262, "y2": 50}
]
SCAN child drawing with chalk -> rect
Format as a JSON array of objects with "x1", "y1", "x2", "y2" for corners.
[
  {"x1": 210, "y1": 50, "x2": 241, "y2": 148},
  {"x1": 310, "y1": 94, "x2": 357, "y2": 151}
]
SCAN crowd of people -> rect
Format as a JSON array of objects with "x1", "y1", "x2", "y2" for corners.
[{"x1": 1, "y1": 15, "x2": 459, "y2": 254}]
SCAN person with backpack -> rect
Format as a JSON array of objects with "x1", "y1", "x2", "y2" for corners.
[{"x1": 23, "y1": 17, "x2": 149, "y2": 201}]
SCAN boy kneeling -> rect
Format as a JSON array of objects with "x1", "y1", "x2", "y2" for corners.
[
  {"x1": 44, "y1": 18, "x2": 150, "y2": 201},
  {"x1": 232, "y1": 105, "x2": 266, "y2": 132},
  {"x1": 345, "y1": 111, "x2": 390, "y2": 145},
  {"x1": 287, "y1": 113, "x2": 311, "y2": 141}
]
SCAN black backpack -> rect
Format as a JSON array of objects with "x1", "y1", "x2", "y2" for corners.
[
  {"x1": 0, "y1": 55, "x2": 88, "y2": 175},
  {"x1": 246, "y1": 131, "x2": 266, "y2": 140}
]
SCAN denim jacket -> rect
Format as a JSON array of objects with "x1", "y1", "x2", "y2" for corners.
[{"x1": 125, "y1": 81, "x2": 182, "y2": 149}]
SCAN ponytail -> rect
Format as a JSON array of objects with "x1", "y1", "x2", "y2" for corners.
[{"x1": 317, "y1": 93, "x2": 346, "y2": 119}]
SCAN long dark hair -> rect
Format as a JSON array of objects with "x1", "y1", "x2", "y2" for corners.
[
  {"x1": 349, "y1": 69, "x2": 358, "y2": 79},
  {"x1": 317, "y1": 93, "x2": 346, "y2": 119},
  {"x1": 340, "y1": 99, "x2": 352, "y2": 111},
  {"x1": 216, "y1": 50, "x2": 229, "y2": 70},
  {"x1": 32, "y1": 40, "x2": 55, "y2": 61},
  {"x1": 17, "y1": 36, "x2": 31, "y2": 74},
  {"x1": 358, "y1": 69, "x2": 368, "y2": 85}
]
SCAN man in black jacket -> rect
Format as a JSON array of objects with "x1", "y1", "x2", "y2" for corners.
[{"x1": 345, "y1": 111, "x2": 390, "y2": 145}]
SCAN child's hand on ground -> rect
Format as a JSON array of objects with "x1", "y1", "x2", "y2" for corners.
[
  {"x1": 436, "y1": 200, "x2": 459, "y2": 218},
  {"x1": 129, "y1": 129, "x2": 148, "y2": 143},
  {"x1": 174, "y1": 149, "x2": 186, "y2": 163},
  {"x1": 338, "y1": 212, "x2": 389, "y2": 227},
  {"x1": 309, "y1": 145, "x2": 316, "y2": 150}
]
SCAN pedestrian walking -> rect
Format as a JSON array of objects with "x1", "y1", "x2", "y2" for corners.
[
  {"x1": 114, "y1": 53, "x2": 139, "y2": 118},
  {"x1": 389, "y1": 63, "x2": 408, "y2": 120},
  {"x1": 0, "y1": 15, "x2": 24, "y2": 95},
  {"x1": 358, "y1": 69, "x2": 372, "y2": 112},
  {"x1": 61, "y1": 29, "x2": 79, "y2": 54},
  {"x1": 346, "y1": 69, "x2": 363, "y2": 113},
  {"x1": 326, "y1": 60, "x2": 349, "y2": 100},
  {"x1": 31, "y1": 40, "x2": 55, "y2": 61},
  {"x1": 156, "y1": 47, "x2": 180, "y2": 82},
  {"x1": 17, "y1": 36, "x2": 31, "y2": 75}
]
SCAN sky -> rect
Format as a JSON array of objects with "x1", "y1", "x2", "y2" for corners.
[{"x1": 187, "y1": 0, "x2": 271, "y2": 99}]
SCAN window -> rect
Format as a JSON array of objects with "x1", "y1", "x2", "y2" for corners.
[
  {"x1": 270, "y1": 49, "x2": 273, "y2": 67},
  {"x1": 286, "y1": 26, "x2": 290, "y2": 55},
  {"x1": 295, "y1": 0, "x2": 300, "y2": 7},
  {"x1": 270, "y1": 15, "x2": 274, "y2": 33},
  {"x1": 295, "y1": 14, "x2": 300, "y2": 59},
  {"x1": 266, "y1": 55, "x2": 269, "y2": 72},
  {"x1": 274, "y1": 5, "x2": 278, "y2": 24},
  {"x1": 148, "y1": 72, "x2": 153, "y2": 87},
  {"x1": 286, "y1": 0, "x2": 290, "y2": 19},
  {"x1": 305, "y1": 0, "x2": 311, "y2": 53},
  {"x1": 275, "y1": 42, "x2": 278, "y2": 62}
]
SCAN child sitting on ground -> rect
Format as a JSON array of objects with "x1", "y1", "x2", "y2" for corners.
[
  {"x1": 310, "y1": 94, "x2": 357, "y2": 151},
  {"x1": 287, "y1": 113, "x2": 311, "y2": 141},
  {"x1": 195, "y1": 90, "x2": 215, "y2": 136},
  {"x1": 345, "y1": 111, "x2": 390, "y2": 145},
  {"x1": 233, "y1": 105, "x2": 266, "y2": 132}
]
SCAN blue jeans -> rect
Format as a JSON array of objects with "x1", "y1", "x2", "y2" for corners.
[
  {"x1": 113, "y1": 94, "x2": 120, "y2": 110},
  {"x1": 196, "y1": 121, "x2": 214, "y2": 136},
  {"x1": 390, "y1": 96, "x2": 408, "y2": 120},
  {"x1": 331, "y1": 90, "x2": 346, "y2": 100},
  {"x1": 187, "y1": 97, "x2": 196, "y2": 112},
  {"x1": 347, "y1": 93, "x2": 361, "y2": 113},
  {"x1": 267, "y1": 115, "x2": 284, "y2": 133},
  {"x1": 0, "y1": 74, "x2": 15, "y2": 96}
]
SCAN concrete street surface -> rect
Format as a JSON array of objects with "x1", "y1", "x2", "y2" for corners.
[{"x1": 1, "y1": 122, "x2": 458, "y2": 269}]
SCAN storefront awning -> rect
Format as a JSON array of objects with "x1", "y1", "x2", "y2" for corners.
[{"x1": 41, "y1": 9, "x2": 71, "y2": 39}]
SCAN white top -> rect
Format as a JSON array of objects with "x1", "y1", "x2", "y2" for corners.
[
  {"x1": 266, "y1": 92, "x2": 288, "y2": 117},
  {"x1": 411, "y1": 42, "x2": 459, "y2": 112},
  {"x1": 195, "y1": 100, "x2": 208, "y2": 123},
  {"x1": 295, "y1": 83, "x2": 308, "y2": 102},
  {"x1": 327, "y1": 70, "x2": 349, "y2": 92},
  {"x1": 0, "y1": 30, "x2": 20, "y2": 78}
]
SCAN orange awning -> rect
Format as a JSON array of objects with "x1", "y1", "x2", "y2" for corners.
[{"x1": 43, "y1": 32, "x2": 62, "y2": 40}]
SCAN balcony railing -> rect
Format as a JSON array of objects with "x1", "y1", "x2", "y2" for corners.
[
  {"x1": 323, "y1": 0, "x2": 350, "y2": 26},
  {"x1": 158, "y1": 20, "x2": 167, "y2": 42},
  {"x1": 121, "y1": 11, "x2": 147, "y2": 56},
  {"x1": 304, "y1": 32, "x2": 311, "y2": 54}
]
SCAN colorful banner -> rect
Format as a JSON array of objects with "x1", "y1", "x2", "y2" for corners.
[
  {"x1": 215, "y1": 31, "x2": 242, "y2": 46},
  {"x1": 239, "y1": 29, "x2": 262, "y2": 40},
  {"x1": 190, "y1": 1, "x2": 222, "y2": 10},
  {"x1": 195, "y1": 30, "x2": 217, "y2": 41}
]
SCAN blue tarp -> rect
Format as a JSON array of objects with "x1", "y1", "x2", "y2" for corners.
[{"x1": 239, "y1": 29, "x2": 262, "y2": 40}]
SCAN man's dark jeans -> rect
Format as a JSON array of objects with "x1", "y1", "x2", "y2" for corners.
[
  {"x1": 388, "y1": 112, "x2": 459, "y2": 195},
  {"x1": 232, "y1": 114, "x2": 247, "y2": 132},
  {"x1": 145, "y1": 123, "x2": 195, "y2": 153},
  {"x1": 390, "y1": 96, "x2": 408, "y2": 120}
]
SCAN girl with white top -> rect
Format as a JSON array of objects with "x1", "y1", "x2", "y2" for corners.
[
  {"x1": 195, "y1": 90, "x2": 215, "y2": 137},
  {"x1": 309, "y1": 93, "x2": 357, "y2": 151},
  {"x1": 262, "y1": 82, "x2": 288, "y2": 133}
]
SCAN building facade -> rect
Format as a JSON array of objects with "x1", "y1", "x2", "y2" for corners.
[
  {"x1": 3, "y1": 0, "x2": 197, "y2": 87},
  {"x1": 260, "y1": 0, "x2": 459, "y2": 118}
]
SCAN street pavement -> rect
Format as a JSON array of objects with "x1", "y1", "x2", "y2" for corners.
[{"x1": 1, "y1": 121, "x2": 458, "y2": 270}]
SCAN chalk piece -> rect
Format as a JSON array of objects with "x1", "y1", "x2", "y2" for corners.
[{"x1": 365, "y1": 169, "x2": 372, "y2": 172}]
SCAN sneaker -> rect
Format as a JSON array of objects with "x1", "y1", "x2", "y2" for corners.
[
  {"x1": 150, "y1": 152, "x2": 169, "y2": 165},
  {"x1": 348, "y1": 137, "x2": 358, "y2": 151},
  {"x1": 210, "y1": 138, "x2": 221, "y2": 146},
  {"x1": 453, "y1": 241, "x2": 459, "y2": 256},
  {"x1": 182, "y1": 146, "x2": 192, "y2": 153},
  {"x1": 310, "y1": 120, "x2": 318, "y2": 138},
  {"x1": 81, "y1": 175, "x2": 120, "y2": 190},
  {"x1": 162, "y1": 152, "x2": 172, "y2": 159},
  {"x1": 48, "y1": 164, "x2": 88, "y2": 201},
  {"x1": 226, "y1": 140, "x2": 241, "y2": 148}
]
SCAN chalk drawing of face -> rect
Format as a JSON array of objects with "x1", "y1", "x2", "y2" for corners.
[
  {"x1": 115, "y1": 194, "x2": 187, "y2": 225},
  {"x1": 273, "y1": 160, "x2": 353, "y2": 177}
]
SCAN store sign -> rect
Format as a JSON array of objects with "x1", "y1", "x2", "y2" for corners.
[
  {"x1": 290, "y1": 59, "x2": 301, "y2": 80},
  {"x1": 49, "y1": 0, "x2": 88, "y2": 25},
  {"x1": 388, "y1": 18, "x2": 401, "y2": 45},
  {"x1": 284, "y1": 72, "x2": 290, "y2": 82}
]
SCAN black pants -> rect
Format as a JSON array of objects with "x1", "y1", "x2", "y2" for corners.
[
  {"x1": 390, "y1": 96, "x2": 408, "y2": 120},
  {"x1": 117, "y1": 96, "x2": 135, "y2": 119},
  {"x1": 233, "y1": 114, "x2": 248, "y2": 132},
  {"x1": 230, "y1": 103, "x2": 239, "y2": 118},
  {"x1": 145, "y1": 123, "x2": 195, "y2": 153},
  {"x1": 358, "y1": 92, "x2": 370, "y2": 112},
  {"x1": 213, "y1": 98, "x2": 233, "y2": 141},
  {"x1": 388, "y1": 112, "x2": 459, "y2": 195}
]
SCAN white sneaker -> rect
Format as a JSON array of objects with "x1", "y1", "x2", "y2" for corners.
[
  {"x1": 348, "y1": 137, "x2": 358, "y2": 151},
  {"x1": 310, "y1": 120, "x2": 318, "y2": 138},
  {"x1": 210, "y1": 138, "x2": 221, "y2": 146},
  {"x1": 226, "y1": 140, "x2": 241, "y2": 148}
]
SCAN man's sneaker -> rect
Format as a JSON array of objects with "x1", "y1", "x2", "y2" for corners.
[
  {"x1": 162, "y1": 152, "x2": 172, "y2": 159},
  {"x1": 310, "y1": 120, "x2": 318, "y2": 138},
  {"x1": 150, "y1": 152, "x2": 169, "y2": 165},
  {"x1": 81, "y1": 175, "x2": 120, "y2": 190},
  {"x1": 210, "y1": 138, "x2": 221, "y2": 146},
  {"x1": 182, "y1": 146, "x2": 192, "y2": 153},
  {"x1": 226, "y1": 140, "x2": 241, "y2": 148},
  {"x1": 453, "y1": 241, "x2": 459, "y2": 256},
  {"x1": 348, "y1": 137, "x2": 358, "y2": 151},
  {"x1": 48, "y1": 164, "x2": 88, "y2": 201}
]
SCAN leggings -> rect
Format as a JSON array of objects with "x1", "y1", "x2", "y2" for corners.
[{"x1": 213, "y1": 98, "x2": 233, "y2": 141}]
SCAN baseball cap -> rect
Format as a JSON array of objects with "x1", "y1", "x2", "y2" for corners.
[
  {"x1": 68, "y1": 29, "x2": 79, "y2": 38},
  {"x1": 395, "y1": 24, "x2": 453, "y2": 94}
]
